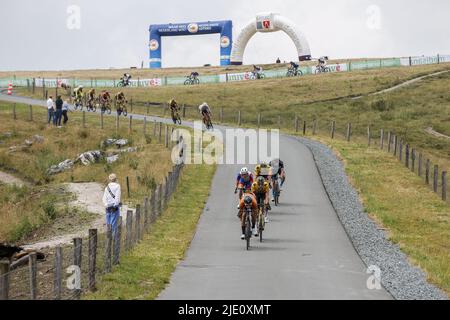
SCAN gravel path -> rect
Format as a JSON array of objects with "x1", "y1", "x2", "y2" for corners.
[
  {"x1": 23, "y1": 182, "x2": 132, "y2": 251},
  {"x1": 296, "y1": 137, "x2": 448, "y2": 300}
]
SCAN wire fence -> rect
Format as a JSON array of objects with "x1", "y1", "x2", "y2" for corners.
[{"x1": 0, "y1": 158, "x2": 184, "y2": 300}]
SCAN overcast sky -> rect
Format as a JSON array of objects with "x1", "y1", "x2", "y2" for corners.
[{"x1": 1, "y1": 0, "x2": 450, "y2": 71}]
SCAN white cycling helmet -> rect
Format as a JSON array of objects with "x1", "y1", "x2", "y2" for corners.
[{"x1": 240, "y1": 167, "x2": 249, "y2": 175}]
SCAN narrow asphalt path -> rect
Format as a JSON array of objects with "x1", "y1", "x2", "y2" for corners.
[{"x1": 0, "y1": 92, "x2": 392, "y2": 299}]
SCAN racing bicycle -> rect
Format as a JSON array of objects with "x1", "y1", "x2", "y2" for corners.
[
  {"x1": 314, "y1": 65, "x2": 331, "y2": 74},
  {"x1": 286, "y1": 67, "x2": 303, "y2": 77},
  {"x1": 184, "y1": 76, "x2": 200, "y2": 85}
]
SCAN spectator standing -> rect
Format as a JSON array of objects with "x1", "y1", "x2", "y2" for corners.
[
  {"x1": 276, "y1": 57, "x2": 281, "y2": 64},
  {"x1": 47, "y1": 96, "x2": 54, "y2": 124},
  {"x1": 54, "y1": 95, "x2": 63, "y2": 127},
  {"x1": 62, "y1": 99, "x2": 69, "y2": 125},
  {"x1": 102, "y1": 173, "x2": 122, "y2": 236}
]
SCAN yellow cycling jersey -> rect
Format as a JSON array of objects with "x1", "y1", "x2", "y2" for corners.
[{"x1": 252, "y1": 182, "x2": 270, "y2": 194}]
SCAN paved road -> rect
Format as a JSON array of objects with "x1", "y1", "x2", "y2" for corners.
[{"x1": 0, "y1": 92, "x2": 392, "y2": 299}]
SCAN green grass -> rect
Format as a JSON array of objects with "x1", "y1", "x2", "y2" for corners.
[
  {"x1": 315, "y1": 136, "x2": 450, "y2": 296},
  {"x1": 85, "y1": 163, "x2": 216, "y2": 300},
  {"x1": 0, "y1": 102, "x2": 175, "y2": 243}
]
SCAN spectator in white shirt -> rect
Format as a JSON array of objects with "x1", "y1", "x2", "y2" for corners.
[
  {"x1": 102, "y1": 173, "x2": 122, "y2": 235},
  {"x1": 47, "y1": 96, "x2": 54, "y2": 124}
]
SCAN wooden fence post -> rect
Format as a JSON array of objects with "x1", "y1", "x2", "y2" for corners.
[
  {"x1": 303, "y1": 121, "x2": 307, "y2": 135},
  {"x1": 32, "y1": 78, "x2": 35, "y2": 94},
  {"x1": 152, "y1": 190, "x2": 157, "y2": 222},
  {"x1": 399, "y1": 140, "x2": 403, "y2": 161},
  {"x1": 367, "y1": 126, "x2": 371, "y2": 146},
  {"x1": 13, "y1": 103, "x2": 17, "y2": 120},
  {"x1": 125, "y1": 210, "x2": 133, "y2": 251},
  {"x1": 135, "y1": 204, "x2": 141, "y2": 243},
  {"x1": 113, "y1": 216, "x2": 122, "y2": 266},
  {"x1": 29, "y1": 252, "x2": 37, "y2": 300},
  {"x1": 0, "y1": 261, "x2": 10, "y2": 300},
  {"x1": 393, "y1": 135, "x2": 398, "y2": 156},
  {"x1": 165, "y1": 125, "x2": 169, "y2": 148},
  {"x1": 405, "y1": 144, "x2": 410, "y2": 168},
  {"x1": 411, "y1": 149, "x2": 416, "y2": 172},
  {"x1": 220, "y1": 107, "x2": 223, "y2": 124},
  {"x1": 53, "y1": 246, "x2": 62, "y2": 300},
  {"x1": 29, "y1": 105, "x2": 33, "y2": 121},
  {"x1": 380, "y1": 129, "x2": 384, "y2": 150},
  {"x1": 257, "y1": 113, "x2": 261, "y2": 128},
  {"x1": 128, "y1": 115, "x2": 133, "y2": 134},
  {"x1": 387, "y1": 132, "x2": 392, "y2": 152},
  {"x1": 434, "y1": 165, "x2": 439, "y2": 193},
  {"x1": 130, "y1": 98, "x2": 133, "y2": 113},
  {"x1": 88, "y1": 229, "x2": 97, "y2": 292},
  {"x1": 426, "y1": 159, "x2": 431, "y2": 184},
  {"x1": 278, "y1": 115, "x2": 281, "y2": 129},
  {"x1": 73, "y1": 238, "x2": 82, "y2": 299},
  {"x1": 331, "y1": 121, "x2": 336, "y2": 139},
  {"x1": 144, "y1": 197, "x2": 149, "y2": 231},
  {"x1": 418, "y1": 153, "x2": 423, "y2": 176},
  {"x1": 143, "y1": 117, "x2": 147, "y2": 135},
  {"x1": 442, "y1": 171, "x2": 447, "y2": 201},
  {"x1": 238, "y1": 110, "x2": 241, "y2": 126},
  {"x1": 159, "y1": 122, "x2": 162, "y2": 143},
  {"x1": 158, "y1": 184, "x2": 163, "y2": 215},
  {"x1": 105, "y1": 225, "x2": 112, "y2": 273},
  {"x1": 126, "y1": 176, "x2": 130, "y2": 198},
  {"x1": 346, "y1": 123, "x2": 352, "y2": 142}
]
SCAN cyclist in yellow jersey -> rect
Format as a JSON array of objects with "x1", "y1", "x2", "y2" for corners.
[{"x1": 252, "y1": 176, "x2": 270, "y2": 223}]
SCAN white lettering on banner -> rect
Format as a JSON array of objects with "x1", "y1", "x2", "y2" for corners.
[
  {"x1": 226, "y1": 72, "x2": 254, "y2": 82},
  {"x1": 35, "y1": 78, "x2": 69, "y2": 88}
]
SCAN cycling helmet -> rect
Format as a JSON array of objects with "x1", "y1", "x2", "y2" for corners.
[
  {"x1": 260, "y1": 161, "x2": 268, "y2": 168},
  {"x1": 79, "y1": 85, "x2": 83, "y2": 89},
  {"x1": 240, "y1": 167, "x2": 249, "y2": 175},
  {"x1": 257, "y1": 176, "x2": 265, "y2": 185},
  {"x1": 244, "y1": 196, "x2": 252, "y2": 206},
  {"x1": 255, "y1": 165, "x2": 261, "y2": 172}
]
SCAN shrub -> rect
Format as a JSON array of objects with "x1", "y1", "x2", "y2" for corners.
[
  {"x1": 137, "y1": 174, "x2": 156, "y2": 191},
  {"x1": 128, "y1": 158, "x2": 139, "y2": 170}
]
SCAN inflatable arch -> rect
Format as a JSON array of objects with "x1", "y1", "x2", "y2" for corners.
[
  {"x1": 230, "y1": 13, "x2": 311, "y2": 65},
  {"x1": 149, "y1": 20, "x2": 233, "y2": 68}
]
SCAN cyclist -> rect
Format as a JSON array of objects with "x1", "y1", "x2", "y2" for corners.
[
  {"x1": 317, "y1": 56, "x2": 328, "y2": 71},
  {"x1": 252, "y1": 65, "x2": 263, "y2": 79},
  {"x1": 115, "y1": 91, "x2": 127, "y2": 115},
  {"x1": 198, "y1": 102, "x2": 212, "y2": 126},
  {"x1": 99, "y1": 90, "x2": 111, "y2": 110},
  {"x1": 235, "y1": 167, "x2": 254, "y2": 200},
  {"x1": 252, "y1": 176, "x2": 271, "y2": 223},
  {"x1": 122, "y1": 73, "x2": 132, "y2": 86},
  {"x1": 269, "y1": 158, "x2": 286, "y2": 187},
  {"x1": 190, "y1": 71, "x2": 199, "y2": 79},
  {"x1": 254, "y1": 162, "x2": 273, "y2": 210},
  {"x1": 289, "y1": 61, "x2": 300, "y2": 75},
  {"x1": 237, "y1": 194, "x2": 259, "y2": 239},
  {"x1": 169, "y1": 98, "x2": 180, "y2": 124},
  {"x1": 87, "y1": 88, "x2": 96, "y2": 107},
  {"x1": 73, "y1": 85, "x2": 84, "y2": 100}
]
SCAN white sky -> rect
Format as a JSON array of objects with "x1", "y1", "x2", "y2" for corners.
[{"x1": 1, "y1": 0, "x2": 450, "y2": 70}]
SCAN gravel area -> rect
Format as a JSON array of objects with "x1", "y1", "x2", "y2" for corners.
[{"x1": 296, "y1": 136, "x2": 448, "y2": 300}]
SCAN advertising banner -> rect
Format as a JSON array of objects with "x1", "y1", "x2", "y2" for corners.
[{"x1": 34, "y1": 78, "x2": 69, "y2": 88}]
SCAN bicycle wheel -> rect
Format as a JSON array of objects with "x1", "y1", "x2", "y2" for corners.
[
  {"x1": 297, "y1": 70, "x2": 303, "y2": 76},
  {"x1": 245, "y1": 211, "x2": 251, "y2": 250},
  {"x1": 259, "y1": 210, "x2": 264, "y2": 243},
  {"x1": 184, "y1": 79, "x2": 191, "y2": 85},
  {"x1": 176, "y1": 114, "x2": 182, "y2": 125},
  {"x1": 123, "y1": 107, "x2": 128, "y2": 117},
  {"x1": 194, "y1": 78, "x2": 200, "y2": 85}
]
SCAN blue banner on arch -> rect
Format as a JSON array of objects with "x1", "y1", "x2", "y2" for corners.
[{"x1": 149, "y1": 20, "x2": 233, "y2": 68}]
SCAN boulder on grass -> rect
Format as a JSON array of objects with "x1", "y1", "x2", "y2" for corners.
[
  {"x1": 46, "y1": 159, "x2": 74, "y2": 175},
  {"x1": 75, "y1": 150, "x2": 104, "y2": 166}
]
